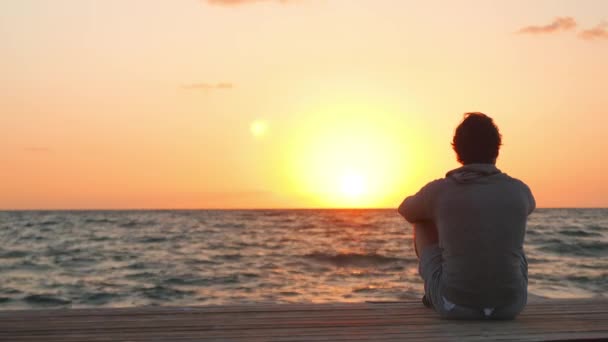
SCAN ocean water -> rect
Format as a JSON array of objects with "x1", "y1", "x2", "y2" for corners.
[{"x1": 0, "y1": 209, "x2": 606, "y2": 310}]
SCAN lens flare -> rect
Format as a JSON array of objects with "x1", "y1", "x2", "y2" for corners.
[{"x1": 250, "y1": 120, "x2": 268, "y2": 138}]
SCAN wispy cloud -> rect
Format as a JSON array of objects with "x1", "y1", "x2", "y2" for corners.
[
  {"x1": 517, "y1": 17, "x2": 577, "y2": 34},
  {"x1": 206, "y1": 0, "x2": 290, "y2": 6},
  {"x1": 181, "y1": 82, "x2": 234, "y2": 91},
  {"x1": 579, "y1": 22, "x2": 608, "y2": 40}
]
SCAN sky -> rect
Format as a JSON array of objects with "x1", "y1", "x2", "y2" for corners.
[{"x1": 1, "y1": 0, "x2": 607, "y2": 209}]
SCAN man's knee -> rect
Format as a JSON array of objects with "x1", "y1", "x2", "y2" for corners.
[{"x1": 413, "y1": 221, "x2": 439, "y2": 257}]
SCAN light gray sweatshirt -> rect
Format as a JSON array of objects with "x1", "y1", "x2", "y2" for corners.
[{"x1": 399, "y1": 164, "x2": 535, "y2": 308}]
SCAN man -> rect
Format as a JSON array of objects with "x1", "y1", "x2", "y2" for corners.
[{"x1": 398, "y1": 112, "x2": 535, "y2": 319}]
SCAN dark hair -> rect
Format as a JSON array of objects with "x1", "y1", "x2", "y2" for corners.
[{"x1": 452, "y1": 112, "x2": 502, "y2": 165}]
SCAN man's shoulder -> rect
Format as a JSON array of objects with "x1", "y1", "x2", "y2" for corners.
[
  {"x1": 421, "y1": 178, "x2": 448, "y2": 191},
  {"x1": 500, "y1": 173, "x2": 533, "y2": 190},
  {"x1": 494, "y1": 173, "x2": 536, "y2": 211}
]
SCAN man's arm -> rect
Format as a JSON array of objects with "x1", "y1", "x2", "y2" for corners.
[
  {"x1": 525, "y1": 184, "x2": 536, "y2": 215},
  {"x1": 397, "y1": 180, "x2": 441, "y2": 223}
]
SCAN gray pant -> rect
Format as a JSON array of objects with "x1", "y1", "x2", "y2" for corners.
[{"x1": 419, "y1": 244, "x2": 527, "y2": 320}]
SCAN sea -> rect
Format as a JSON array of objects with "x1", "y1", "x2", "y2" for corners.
[{"x1": 0, "y1": 209, "x2": 606, "y2": 310}]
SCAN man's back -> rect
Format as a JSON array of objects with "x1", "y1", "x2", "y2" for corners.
[{"x1": 433, "y1": 164, "x2": 535, "y2": 308}]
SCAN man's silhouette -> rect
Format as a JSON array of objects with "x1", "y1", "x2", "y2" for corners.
[{"x1": 399, "y1": 112, "x2": 535, "y2": 319}]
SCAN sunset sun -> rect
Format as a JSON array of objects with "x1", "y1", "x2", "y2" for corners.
[
  {"x1": 340, "y1": 170, "x2": 366, "y2": 198},
  {"x1": 278, "y1": 100, "x2": 419, "y2": 208}
]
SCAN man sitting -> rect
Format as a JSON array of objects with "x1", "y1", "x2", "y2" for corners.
[{"x1": 398, "y1": 112, "x2": 535, "y2": 319}]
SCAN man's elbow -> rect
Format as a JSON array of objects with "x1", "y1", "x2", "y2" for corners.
[
  {"x1": 528, "y1": 196, "x2": 536, "y2": 215},
  {"x1": 397, "y1": 198, "x2": 413, "y2": 222}
]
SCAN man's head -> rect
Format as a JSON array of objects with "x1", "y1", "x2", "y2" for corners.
[{"x1": 452, "y1": 112, "x2": 502, "y2": 165}]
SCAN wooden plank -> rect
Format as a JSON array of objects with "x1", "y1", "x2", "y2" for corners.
[
  {"x1": 0, "y1": 298, "x2": 602, "y2": 319},
  {"x1": 0, "y1": 303, "x2": 605, "y2": 320},
  {"x1": 0, "y1": 299, "x2": 606, "y2": 342}
]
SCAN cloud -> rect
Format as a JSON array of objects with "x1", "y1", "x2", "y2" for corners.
[
  {"x1": 181, "y1": 82, "x2": 234, "y2": 91},
  {"x1": 517, "y1": 17, "x2": 577, "y2": 34},
  {"x1": 206, "y1": 0, "x2": 290, "y2": 6},
  {"x1": 579, "y1": 22, "x2": 608, "y2": 40}
]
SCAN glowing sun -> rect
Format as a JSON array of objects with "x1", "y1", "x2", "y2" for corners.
[
  {"x1": 276, "y1": 98, "x2": 420, "y2": 208},
  {"x1": 340, "y1": 170, "x2": 366, "y2": 197}
]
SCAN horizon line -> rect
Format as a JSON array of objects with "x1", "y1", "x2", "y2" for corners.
[{"x1": 0, "y1": 207, "x2": 605, "y2": 211}]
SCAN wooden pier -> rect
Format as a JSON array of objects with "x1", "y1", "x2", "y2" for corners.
[{"x1": 1, "y1": 298, "x2": 607, "y2": 341}]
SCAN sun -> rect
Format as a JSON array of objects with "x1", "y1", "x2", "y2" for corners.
[
  {"x1": 274, "y1": 96, "x2": 424, "y2": 208},
  {"x1": 280, "y1": 115, "x2": 413, "y2": 207},
  {"x1": 340, "y1": 170, "x2": 366, "y2": 198}
]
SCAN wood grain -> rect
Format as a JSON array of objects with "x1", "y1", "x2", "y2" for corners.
[{"x1": 0, "y1": 299, "x2": 606, "y2": 341}]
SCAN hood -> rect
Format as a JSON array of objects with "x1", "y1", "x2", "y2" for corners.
[{"x1": 446, "y1": 163, "x2": 502, "y2": 184}]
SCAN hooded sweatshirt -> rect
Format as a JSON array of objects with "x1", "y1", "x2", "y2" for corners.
[{"x1": 400, "y1": 164, "x2": 535, "y2": 308}]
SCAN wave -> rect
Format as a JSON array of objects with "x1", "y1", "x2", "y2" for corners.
[
  {"x1": 558, "y1": 228, "x2": 602, "y2": 237},
  {"x1": 138, "y1": 236, "x2": 167, "y2": 243},
  {"x1": 84, "y1": 218, "x2": 116, "y2": 224},
  {"x1": 304, "y1": 252, "x2": 402, "y2": 268},
  {"x1": 538, "y1": 240, "x2": 608, "y2": 257},
  {"x1": 213, "y1": 222, "x2": 246, "y2": 229},
  {"x1": 119, "y1": 220, "x2": 157, "y2": 228},
  {"x1": 6, "y1": 260, "x2": 52, "y2": 271},
  {"x1": 165, "y1": 276, "x2": 213, "y2": 286},
  {"x1": 214, "y1": 253, "x2": 243, "y2": 261},
  {"x1": 138, "y1": 286, "x2": 195, "y2": 300},
  {"x1": 126, "y1": 262, "x2": 164, "y2": 270},
  {"x1": 0, "y1": 250, "x2": 29, "y2": 259},
  {"x1": 566, "y1": 274, "x2": 608, "y2": 286},
  {"x1": 165, "y1": 274, "x2": 245, "y2": 286},
  {"x1": 39, "y1": 220, "x2": 60, "y2": 226},
  {"x1": 23, "y1": 294, "x2": 71, "y2": 306},
  {"x1": 352, "y1": 285, "x2": 386, "y2": 293},
  {"x1": 125, "y1": 271, "x2": 157, "y2": 280},
  {"x1": 82, "y1": 292, "x2": 120, "y2": 304}
]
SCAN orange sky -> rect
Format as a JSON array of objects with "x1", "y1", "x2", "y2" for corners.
[{"x1": 1, "y1": 0, "x2": 608, "y2": 209}]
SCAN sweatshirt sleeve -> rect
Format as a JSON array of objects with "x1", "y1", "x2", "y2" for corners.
[
  {"x1": 524, "y1": 183, "x2": 536, "y2": 215},
  {"x1": 397, "y1": 179, "x2": 441, "y2": 223}
]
